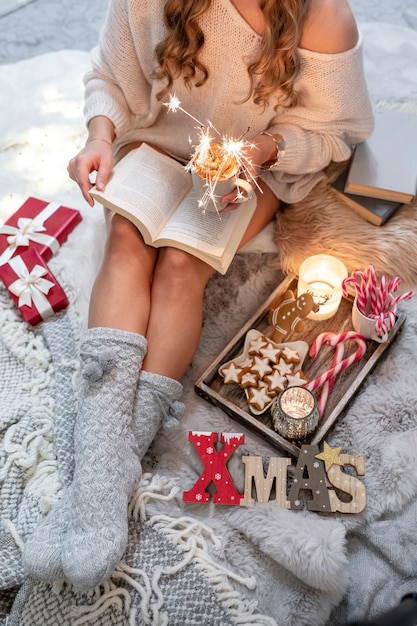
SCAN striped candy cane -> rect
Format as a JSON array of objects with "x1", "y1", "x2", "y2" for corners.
[
  {"x1": 305, "y1": 332, "x2": 367, "y2": 395},
  {"x1": 342, "y1": 272, "x2": 369, "y2": 314},
  {"x1": 366, "y1": 263, "x2": 378, "y2": 315},
  {"x1": 387, "y1": 275, "x2": 401, "y2": 295},
  {"x1": 317, "y1": 341, "x2": 345, "y2": 417},
  {"x1": 389, "y1": 290, "x2": 414, "y2": 309},
  {"x1": 375, "y1": 274, "x2": 387, "y2": 314},
  {"x1": 309, "y1": 331, "x2": 337, "y2": 357},
  {"x1": 374, "y1": 312, "x2": 387, "y2": 337},
  {"x1": 372, "y1": 309, "x2": 396, "y2": 337}
]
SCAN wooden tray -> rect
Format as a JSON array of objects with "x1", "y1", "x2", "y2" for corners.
[{"x1": 195, "y1": 274, "x2": 406, "y2": 458}]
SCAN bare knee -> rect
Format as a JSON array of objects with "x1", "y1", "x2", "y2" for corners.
[
  {"x1": 154, "y1": 248, "x2": 214, "y2": 298},
  {"x1": 104, "y1": 214, "x2": 157, "y2": 275}
]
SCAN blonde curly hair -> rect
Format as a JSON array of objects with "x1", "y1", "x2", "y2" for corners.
[{"x1": 152, "y1": 0, "x2": 310, "y2": 108}]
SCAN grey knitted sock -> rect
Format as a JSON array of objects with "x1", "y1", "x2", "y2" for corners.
[
  {"x1": 22, "y1": 491, "x2": 70, "y2": 583},
  {"x1": 22, "y1": 362, "x2": 182, "y2": 588},
  {"x1": 60, "y1": 327, "x2": 147, "y2": 590},
  {"x1": 133, "y1": 370, "x2": 185, "y2": 458}
]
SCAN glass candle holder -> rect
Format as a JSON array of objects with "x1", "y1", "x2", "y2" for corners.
[
  {"x1": 271, "y1": 387, "x2": 319, "y2": 441},
  {"x1": 297, "y1": 254, "x2": 348, "y2": 321}
]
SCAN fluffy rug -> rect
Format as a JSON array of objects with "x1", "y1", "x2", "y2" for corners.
[
  {"x1": 1, "y1": 21, "x2": 417, "y2": 626},
  {"x1": 0, "y1": 0, "x2": 35, "y2": 18}
]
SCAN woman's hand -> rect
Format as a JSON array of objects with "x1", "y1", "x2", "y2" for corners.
[
  {"x1": 219, "y1": 132, "x2": 278, "y2": 211},
  {"x1": 67, "y1": 139, "x2": 114, "y2": 206},
  {"x1": 67, "y1": 116, "x2": 116, "y2": 206}
]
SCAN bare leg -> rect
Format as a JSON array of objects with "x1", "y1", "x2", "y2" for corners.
[
  {"x1": 143, "y1": 247, "x2": 215, "y2": 379},
  {"x1": 89, "y1": 213, "x2": 215, "y2": 379},
  {"x1": 88, "y1": 213, "x2": 158, "y2": 332}
]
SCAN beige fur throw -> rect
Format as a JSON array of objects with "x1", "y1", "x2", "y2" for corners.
[{"x1": 275, "y1": 163, "x2": 417, "y2": 289}]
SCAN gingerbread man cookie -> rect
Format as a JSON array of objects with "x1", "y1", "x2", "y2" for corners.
[{"x1": 268, "y1": 289, "x2": 316, "y2": 343}]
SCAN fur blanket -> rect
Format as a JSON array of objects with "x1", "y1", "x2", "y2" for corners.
[{"x1": 1, "y1": 21, "x2": 417, "y2": 626}]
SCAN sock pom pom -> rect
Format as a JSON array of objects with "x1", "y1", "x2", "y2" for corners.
[
  {"x1": 161, "y1": 400, "x2": 185, "y2": 429},
  {"x1": 98, "y1": 349, "x2": 116, "y2": 370},
  {"x1": 82, "y1": 350, "x2": 116, "y2": 381}
]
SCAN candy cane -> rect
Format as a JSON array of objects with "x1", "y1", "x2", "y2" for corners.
[
  {"x1": 307, "y1": 331, "x2": 340, "y2": 417},
  {"x1": 387, "y1": 275, "x2": 401, "y2": 295},
  {"x1": 366, "y1": 263, "x2": 378, "y2": 315},
  {"x1": 327, "y1": 330, "x2": 366, "y2": 346},
  {"x1": 307, "y1": 332, "x2": 367, "y2": 415},
  {"x1": 386, "y1": 310, "x2": 397, "y2": 330},
  {"x1": 375, "y1": 274, "x2": 387, "y2": 314},
  {"x1": 309, "y1": 330, "x2": 366, "y2": 357},
  {"x1": 305, "y1": 332, "x2": 367, "y2": 393},
  {"x1": 308, "y1": 331, "x2": 345, "y2": 416},
  {"x1": 373, "y1": 309, "x2": 396, "y2": 335},
  {"x1": 342, "y1": 269, "x2": 368, "y2": 292},
  {"x1": 354, "y1": 271, "x2": 369, "y2": 313},
  {"x1": 309, "y1": 331, "x2": 337, "y2": 358},
  {"x1": 342, "y1": 273, "x2": 365, "y2": 297},
  {"x1": 342, "y1": 273, "x2": 369, "y2": 314},
  {"x1": 389, "y1": 290, "x2": 414, "y2": 309},
  {"x1": 374, "y1": 312, "x2": 387, "y2": 337},
  {"x1": 317, "y1": 342, "x2": 344, "y2": 417}
]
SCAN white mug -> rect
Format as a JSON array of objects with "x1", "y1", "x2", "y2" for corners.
[
  {"x1": 191, "y1": 171, "x2": 254, "y2": 212},
  {"x1": 351, "y1": 297, "x2": 396, "y2": 343}
]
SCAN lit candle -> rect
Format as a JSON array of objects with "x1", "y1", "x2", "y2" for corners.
[
  {"x1": 297, "y1": 254, "x2": 348, "y2": 321},
  {"x1": 271, "y1": 387, "x2": 319, "y2": 440}
]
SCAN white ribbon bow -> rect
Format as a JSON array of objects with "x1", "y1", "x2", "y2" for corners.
[
  {"x1": 0, "y1": 202, "x2": 61, "y2": 265},
  {"x1": 8, "y1": 256, "x2": 55, "y2": 320}
]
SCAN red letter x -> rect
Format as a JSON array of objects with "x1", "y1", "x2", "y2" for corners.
[{"x1": 183, "y1": 431, "x2": 244, "y2": 505}]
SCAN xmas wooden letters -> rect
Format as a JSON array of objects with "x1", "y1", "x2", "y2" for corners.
[{"x1": 183, "y1": 431, "x2": 366, "y2": 514}]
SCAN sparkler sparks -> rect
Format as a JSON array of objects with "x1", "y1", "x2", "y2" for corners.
[
  {"x1": 164, "y1": 94, "x2": 206, "y2": 128},
  {"x1": 164, "y1": 94, "x2": 261, "y2": 213}
]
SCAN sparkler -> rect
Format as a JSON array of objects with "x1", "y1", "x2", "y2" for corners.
[{"x1": 164, "y1": 94, "x2": 260, "y2": 213}]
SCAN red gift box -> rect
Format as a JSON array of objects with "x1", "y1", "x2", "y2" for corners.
[
  {"x1": 0, "y1": 248, "x2": 69, "y2": 325},
  {"x1": 0, "y1": 196, "x2": 82, "y2": 266}
]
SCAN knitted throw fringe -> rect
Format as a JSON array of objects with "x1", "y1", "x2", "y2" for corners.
[
  {"x1": 0, "y1": 289, "x2": 63, "y2": 589},
  {"x1": 0, "y1": 289, "x2": 58, "y2": 503},
  {"x1": 71, "y1": 473, "x2": 276, "y2": 626}
]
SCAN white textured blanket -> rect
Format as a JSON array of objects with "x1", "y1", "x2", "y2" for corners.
[{"x1": 1, "y1": 22, "x2": 417, "y2": 626}]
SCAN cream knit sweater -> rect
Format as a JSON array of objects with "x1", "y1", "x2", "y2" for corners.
[{"x1": 83, "y1": 0, "x2": 374, "y2": 203}]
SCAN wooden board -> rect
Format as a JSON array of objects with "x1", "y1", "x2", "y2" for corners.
[{"x1": 195, "y1": 274, "x2": 406, "y2": 458}]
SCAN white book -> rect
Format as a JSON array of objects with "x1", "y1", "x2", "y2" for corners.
[
  {"x1": 345, "y1": 108, "x2": 417, "y2": 204},
  {"x1": 90, "y1": 143, "x2": 257, "y2": 275}
]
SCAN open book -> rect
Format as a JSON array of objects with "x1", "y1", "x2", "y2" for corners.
[{"x1": 90, "y1": 143, "x2": 257, "y2": 274}]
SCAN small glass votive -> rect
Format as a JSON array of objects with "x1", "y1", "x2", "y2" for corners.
[
  {"x1": 297, "y1": 254, "x2": 348, "y2": 321},
  {"x1": 271, "y1": 387, "x2": 319, "y2": 441}
]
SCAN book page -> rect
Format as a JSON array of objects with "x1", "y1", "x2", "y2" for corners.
[
  {"x1": 93, "y1": 144, "x2": 192, "y2": 239},
  {"x1": 156, "y1": 189, "x2": 256, "y2": 256}
]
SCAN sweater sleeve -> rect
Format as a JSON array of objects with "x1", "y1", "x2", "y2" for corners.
[
  {"x1": 83, "y1": 0, "x2": 156, "y2": 138},
  {"x1": 261, "y1": 34, "x2": 375, "y2": 203}
]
